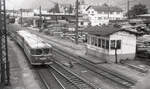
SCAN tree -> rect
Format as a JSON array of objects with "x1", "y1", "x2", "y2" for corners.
[
  {"x1": 127, "y1": 3, "x2": 148, "y2": 18},
  {"x1": 54, "y1": 3, "x2": 60, "y2": 13},
  {"x1": 48, "y1": 3, "x2": 60, "y2": 13},
  {"x1": 68, "y1": 4, "x2": 73, "y2": 13}
]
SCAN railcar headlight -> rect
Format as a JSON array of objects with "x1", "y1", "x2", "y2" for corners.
[{"x1": 35, "y1": 57, "x2": 38, "y2": 60}]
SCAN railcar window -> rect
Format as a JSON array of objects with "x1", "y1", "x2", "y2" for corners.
[
  {"x1": 31, "y1": 49, "x2": 36, "y2": 55},
  {"x1": 43, "y1": 48, "x2": 49, "y2": 54},
  {"x1": 36, "y1": 49, "x2": 42, "y2": 55}
]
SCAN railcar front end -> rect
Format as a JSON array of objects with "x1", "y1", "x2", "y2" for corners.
[{"x1": 30, "y1": 47, "x2": 53, "y2": 65}]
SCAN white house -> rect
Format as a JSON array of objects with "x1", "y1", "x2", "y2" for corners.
[
  {"x1": 85, "y1": 25, "x2": 138, "y2": 63},
  {"x1": 78, "y1": 0, "x2": 89, "y2": 15},
  {"x1": 85, "y1": 4, "x2": 124, "y2": 26},
  {"x1": 67, "y1": 17, "x2": 90, "y2": 28}
]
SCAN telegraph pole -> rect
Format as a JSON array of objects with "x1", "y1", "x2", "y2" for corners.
[
  {"x1": 39, "y1": 6, "x2": 42, "y2": 32},
  {"x1": 127, "y1": 0, "x2": 130, "y2": 19},
  {"x1": 20, "y1": 8, "x2": 23, "y2": 27},
  {"x1": 107, "y1": 0, "x2": 110, "y2": 19},
  {"x1": 75, "y1": 0, "x2": 79, "y2": 44},
  {"x1": 0, "y1": 0, "x2": 10, "y2": 86},
  {"x1": 13, "y1": 8, "x2": 14, "y2": 17},
  {"x1": 115, "y1": 47, "x2": 118, "y2": 63},
  {"x1": 4, "y1": 0, "x2": 9, "y2": 85}
]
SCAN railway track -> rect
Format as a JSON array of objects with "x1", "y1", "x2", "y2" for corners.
[
  {"x1": 51, "y1": 69, "x2": 80, "y2": 89},
  {"x1": 26, "y1": 29, "x2": 137, "y2": 88},
  {"x1": 37, "y1": 65, "x2": 95, "y2": 89},
  {"x1": 50, "y1": 62, "x2": 96, "y2": 89},
  {"x1": 37, "y1": 68, "x2": 64, "y2": 89},
  {"x1": 53, "y1": 47, "x2": 137, "y2": 88}
]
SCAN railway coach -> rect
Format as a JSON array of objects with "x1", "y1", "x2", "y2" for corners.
[{"x1": 14, "y1": 30, "x2": 53, "y2": 65}]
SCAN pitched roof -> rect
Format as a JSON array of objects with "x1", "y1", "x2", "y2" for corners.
[
  {"x1": 87, "y1": 4, "x2": 122, "y2": 13},
  {"x1": 17, "y1": 30, "x2": 51, "y2": 49},
  {"x1": 84, "y1": 25, "x2": 138, "y2": 36}
]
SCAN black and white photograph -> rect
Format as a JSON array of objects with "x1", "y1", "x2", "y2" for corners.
[{"x1": 0, "y1": 0, "x2": 150, "y2": 89}]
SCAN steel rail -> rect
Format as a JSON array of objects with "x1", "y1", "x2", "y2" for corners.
[
  {"x1": 49, "y1": 62, "x2": 96, "y2": 89},
  {"x1": 53, "y1": 47, "x2": 136, "y2": 88}
]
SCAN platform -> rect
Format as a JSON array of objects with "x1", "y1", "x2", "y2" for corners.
[{"x1": 4, "y1": 38, "x2": 41, "y2": 89}]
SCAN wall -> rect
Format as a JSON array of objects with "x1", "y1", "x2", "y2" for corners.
[
  {"x1": 86, "y1": 31, "x2": 136, "y2": 63},
  {"x1": 109, "y1": 31, "x2": 136, "y2": 55},
  {"x1": 86, "y1": 8, "x2": 124, "y2": 26},
  {"x1": 109, "y1": 31, "x2": 136, "y2": 62}
]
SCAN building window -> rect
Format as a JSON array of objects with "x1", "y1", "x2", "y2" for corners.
[
  {"x1": 116, "y1": 40, "x2": 121, "y2": 49},
  {"x1": 102, "y1": 39, "x2": 105, "y2": 48},
  {"x1": 98, "y1": 17, "x2": 102, "y2": 20},
  {"x1": 87, "y1": 35, "x2": 90, "y2": 44},
  {"x1": 98, "y1": 38, "x2": 101, "y2": 47},
  {"x1": 111, "y1": 40, "x2": 121, "y2": 49},
  {"x1": 111, "y1": 40, "x2": 116, "y2": 49},
  {"x1": 117, "y1": 12, "x2": 120, "y2": 14},
  {"x1": 81, "y1": 21, "x2": 84, "y2": 25},
  {"x1": 91, "y1": 14, "x2": 94, "y2": 16},
  {"x1": 110, "y1": 12, "x2": 113, "y2": 14},
  {"x1": 106, "y1": 40, "x2": 109, "y2": 49},
  {"x1": 91, "y1": 37, "x2": 94, "y2": 45},
  {"x1": 94, "y1": 37, "x2": 98, "y2": 46}
]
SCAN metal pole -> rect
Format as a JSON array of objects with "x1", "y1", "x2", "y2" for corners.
[
  {"x1": 20, "y1": 8, "x2": 22, "y2": 27},
  {"x1": 107, "y1": 0, "x2": 110, "y2": 19},
  {"x1": 115, "y1": 47, "x2": 118, "y2": 63},
  {"x1": 13, "y1": 8, "x2": 14, "y2": 17},
  {"x1": 0, "y1": 0, "x2": 5, "y2": 86},
  {"x1": 4, "y1": 0, "x2": 10, "y2": 85},
  {"x1": 39, "y1": 6, "x2": 42, "y2": 32},
  {"x1": 127, "y1": 0, "x2": 130, "y2": 19},
  {"x1": 75, "y1": 0, "x2": 79, "y2": 44}
]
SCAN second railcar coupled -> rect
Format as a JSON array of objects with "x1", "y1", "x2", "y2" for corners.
[{"x1": 14, "y1": 30, "x2": 53, "y2": 65}]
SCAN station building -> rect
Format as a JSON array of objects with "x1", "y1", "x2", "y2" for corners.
[{"x1": 85, "y1": 25, "x2": 138, "y2": 63}]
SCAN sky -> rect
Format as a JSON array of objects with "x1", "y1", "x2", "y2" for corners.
[{"x1": 6, "y1": 0, "x2": 150, "y2": 12}]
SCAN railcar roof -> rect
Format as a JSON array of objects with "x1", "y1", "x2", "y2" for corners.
[{"x1": 17, "y1": 30, "x2": 52, "y2": 49}]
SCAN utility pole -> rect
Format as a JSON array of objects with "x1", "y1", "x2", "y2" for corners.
[
  {"x1": 20, "y1": 8, "x2": 23, "y2": 27},
  {"x1": 0, "y1": 0, "x2": 10, "y2": 87},
  {"x1": 75, "y1": 0, "x2": 79, "y2": 44},
  {"x1": 39, "y1": 6, "x2": 42, "y2": 32},
  {"x1": 127, "y1": 0, "x2": 130, "y2": 19},
  {"x1": 107, "y1": 0, "x2": 110, "y2": 19},
  {"x1": 13, "y1": 8, "x2": 14, "y2": 17},
  {"x1": 115, "y1": 47, "x2": 118, "y2": 63}
]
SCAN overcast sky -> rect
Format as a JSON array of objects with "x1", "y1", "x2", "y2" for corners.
[{"x1": 6, "y1": 0, "x2": 149, "y2": 11}]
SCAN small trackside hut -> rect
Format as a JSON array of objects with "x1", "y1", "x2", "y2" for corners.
[{"x1": 85, "y1": 25, "x2": 138, "y2": 63}]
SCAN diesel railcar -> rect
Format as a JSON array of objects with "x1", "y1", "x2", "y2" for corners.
[{"x1": 14, "y1": 30, "x2": 53, "y2": 65}]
